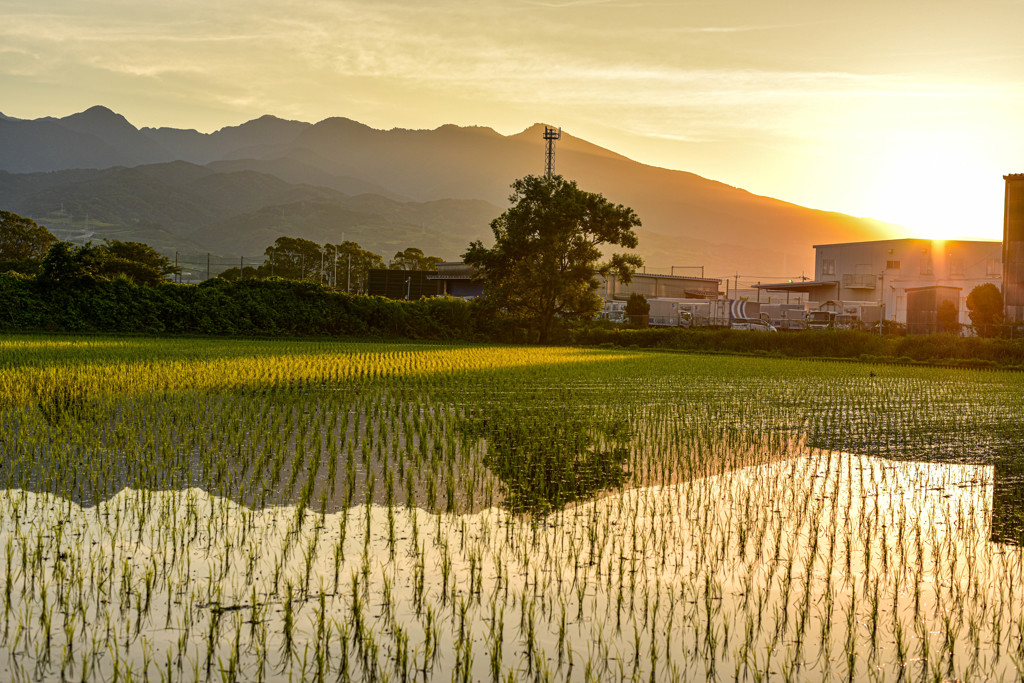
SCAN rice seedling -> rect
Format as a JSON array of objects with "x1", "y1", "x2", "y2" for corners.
[{"x1": 0, "y1": 335, "x2": 1023, "y2": 680}]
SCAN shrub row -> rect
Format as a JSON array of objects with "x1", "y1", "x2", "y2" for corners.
[
  {"x1": 569, "y1": 326, "x2": 1024, "y2": 368},
  {"x1": 0, "y1": 274, "x2": 495, "y2": 340},
  {"x1": 5, "y1": 272, "x2": 1024, "y2": 368}
]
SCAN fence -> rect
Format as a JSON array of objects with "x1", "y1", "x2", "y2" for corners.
[
  {"x1": 171, "y1": 252, "x2": 372, "y2": 292},
  {"x1": 172, "y1": 253, "x2": 263, "y2": 283}
]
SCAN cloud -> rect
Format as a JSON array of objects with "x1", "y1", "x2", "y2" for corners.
[
  {"x1": 3, "y1": 0, "x2": 1023, "y2": 150},
  {"x1": 517, "y1": 0, "x2": 665, "y2": 7}
]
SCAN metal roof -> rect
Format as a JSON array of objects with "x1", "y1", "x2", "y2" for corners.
[
  {"x1": 617, "y1": 273, "x2": 723, "y2": 283},
  {"x1": 754, "y1": 280, "x2": 838, "y2": 291}
]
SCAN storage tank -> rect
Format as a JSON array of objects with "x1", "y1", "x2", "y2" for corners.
[{"x1": 1004, "y1": 174, "x2": 1024, "y2": 323}]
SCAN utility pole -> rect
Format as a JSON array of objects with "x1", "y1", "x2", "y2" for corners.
[
  {"x1": 175, "y1": 252, "x2": 179, "y2": 283},
  {"x1": 347, "y1": 253, "x2": 352, "y2": 293},
  {"x1": 206, "y1": 253, "x2": 210, "y2": 281},
  {"x1": 879, "y1": 272, "x2": 885, "y2": 334}
]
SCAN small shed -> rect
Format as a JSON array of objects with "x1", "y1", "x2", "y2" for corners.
[{"x1": 905, "y1": 285, "x2": 961, "y2": 334}]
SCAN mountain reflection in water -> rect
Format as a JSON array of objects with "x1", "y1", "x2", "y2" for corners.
[{"x1": 2, "y1": 451, "x2": 1022, "y2": 681}]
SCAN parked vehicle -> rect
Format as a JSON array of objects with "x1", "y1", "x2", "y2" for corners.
[
  {"x1": 731, "y1": 317, "x2": 777, "y2": 332},
  {"x1": 760, "y1": 303, "x2": 807, "y2": 331},
  {"x1": 807, "y1": 310, "x2": 835, "y2": 330},
  {"x1": 710, "y1": 300, "x2": 761, "y2": 327}
]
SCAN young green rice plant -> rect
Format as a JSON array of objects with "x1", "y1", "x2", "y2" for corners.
[{"x1": 2, "y1": 337, "x2": 1024, "y2": 681}]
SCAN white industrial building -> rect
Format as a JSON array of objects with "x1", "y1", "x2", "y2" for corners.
[
  {"x1": 601, "y1": 271, "x2": 721, "y2": 301},
  {"x1": 756, "y1": 238, "x2": 1002, "y2": 330},
  {"x1": 599, "y1": 271, "x2": 723, "y2": 326}
]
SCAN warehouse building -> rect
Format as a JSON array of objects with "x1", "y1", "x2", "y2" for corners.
[
  {"x1": 601, "y1": 272, "x2": 721, "y2": 301},
  {"x1": 367, "y1": 262, "x2": 482, "y2": 300},
  {"x1": 755, "y1": 238, "x2": 1002, "y2": 329}
]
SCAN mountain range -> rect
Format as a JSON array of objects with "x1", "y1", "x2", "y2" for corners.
[{"x1": 0, "y1": 105, "x2": 897, "y2": 278}]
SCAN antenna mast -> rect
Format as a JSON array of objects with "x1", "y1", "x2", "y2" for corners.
[{"x1": 543, "y1": 126, "x2": 561, "y2": 177}]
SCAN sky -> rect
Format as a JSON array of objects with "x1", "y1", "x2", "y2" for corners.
[{"x1": 3, "y1": 0, "x2": 1024, "y2": 241}]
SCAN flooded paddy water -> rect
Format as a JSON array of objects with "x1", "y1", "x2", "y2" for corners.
[{"x1": 1, "y1": 336, "x2": 1023, "y2": 681}]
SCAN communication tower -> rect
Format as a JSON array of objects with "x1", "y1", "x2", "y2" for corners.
[{"x1": 543, "y1": 126, "x2": 561, "y2": 177}]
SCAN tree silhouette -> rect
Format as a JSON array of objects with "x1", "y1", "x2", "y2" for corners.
[
  {"x1": 464, "y1": 175, "x2": 642, "y2": 343},
  {"x1": 966, "y1": 283, "x2": 1003, "y2": 337}
]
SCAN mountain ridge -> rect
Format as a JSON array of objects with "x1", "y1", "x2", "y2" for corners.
[{"x1": 0, "y1": 106, "x2": 899, "y2": 275}]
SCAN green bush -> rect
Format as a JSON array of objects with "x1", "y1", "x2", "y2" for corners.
[{"x1": 0, "y1": 274, "x2": 491, "y2": 341}]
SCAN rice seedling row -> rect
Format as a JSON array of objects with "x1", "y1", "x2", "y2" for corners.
[{"x1": 1, "y1": 336, "x2": 1022, "y2": 681}]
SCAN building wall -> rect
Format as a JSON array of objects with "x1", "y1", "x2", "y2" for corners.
[
  {"x1": 444, "y1": 280, "x2": 483, "y2": 298},
  {"x1": 603, "y1": 273, "x2": 720, "y2": 300},
  {"x1": 1004, "y1": 174, "x2": 1024, "y2": 323},
  {"x1": 813, "y1": 239, "x2": 1001, "y2": 327},
  {"x1": 367, "y1": 269, "x2": 443, "y2": 300}
]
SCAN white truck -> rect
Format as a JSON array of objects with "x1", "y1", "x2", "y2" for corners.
[
  {"x1": 705, "y1": 299, "x2": 778, "y2": 331},
  {"x1": 709, "y1": 300, "x2": 760, "y2": 327}
]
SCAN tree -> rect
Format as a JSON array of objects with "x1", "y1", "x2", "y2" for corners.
[
  {"x1": 217, "y1": 265, "x2": 263, "y2": 282},
  {"x1": 389, "y1": 247, "x2": 443, "y2": 271},
  {"x1": 0, "y1": 211, "x2": 57, "y2": 272},
  {"x1": 38, "y1": 240, "x2": 179, "y2": 286},
  {"x1": 330, "y1": 241, "x2": 385, "y2": 292},
  {"x1": 936, "y1": 300, "x2": 959, "y2": 335},
  {"x1": 264, "y1": 236, "x2": 324, "y2": 282},
  {"x1": 464, "y1": 175, "x2": 643, "y2": 343},
  {"x1": 38, "y1": 242, "x2": 87, "y2": 285},
  {"x1": 624, "y1": 292, "x2": 650, "y2": 328},
  {"x1": 242, "y1": 237, "x2": 385, "y2": 289},
  {"x1": 966, "y1": 283, "x2": 1003, "y2": 337},
  {"x1": 93, "y1": 240, "x2": 179, "y2": 285}
]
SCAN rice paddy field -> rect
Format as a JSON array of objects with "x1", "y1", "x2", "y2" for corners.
[{"x1": 2, "y1": 335, "x2": 1024, "y2": 682}]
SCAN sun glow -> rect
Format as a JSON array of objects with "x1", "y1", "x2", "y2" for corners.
[{"x1": 856, "y1": 131, "x2": 1004, "y2": 242}]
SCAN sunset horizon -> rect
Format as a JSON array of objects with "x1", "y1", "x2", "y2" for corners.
[
  {"x1": 4, "y1": 0, "x2": 1022, "y2": 244},
  {"x1": 5, "y1": 5, "x2": 1024, "y2": 680}
]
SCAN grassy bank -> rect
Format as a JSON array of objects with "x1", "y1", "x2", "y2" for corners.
[{"x1": 569, "y1": 325, "x2": 1024, "y2": 369}]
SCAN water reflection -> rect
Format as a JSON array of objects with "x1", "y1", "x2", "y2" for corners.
[
  {"x1": 461, "y1": 408, "x2": 631, "y2": 514},
  {"x1": 992, "y1": 452, "x2": 1024, "y2": 545},
  {"x1": 3, "y1": 451, "x2": 1023, "y2": 682}
]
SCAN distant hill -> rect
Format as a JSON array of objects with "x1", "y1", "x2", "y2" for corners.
[
  {"x1": 0, "y1": 107, "x2": 899, "y2": 275},
  {"x1": 0, "y1": 162, "x2": 500, "y2": 260}
]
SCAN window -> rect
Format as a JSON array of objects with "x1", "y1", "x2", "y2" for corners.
[
  {"x1": 920, "y1": 257, "x2": 933, "y2": 276},
  {"x1": 822, "y1": 259, "x2": 835, "y2": 276},
  {"x1": 886, "y1": 260, "x2": 901, "y2": 270},
  {"x1": 949, "y1": 256, "x2": 964, "y2": 276}
]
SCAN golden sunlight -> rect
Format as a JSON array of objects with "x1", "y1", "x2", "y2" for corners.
[{"x1": 858, "y1": 131, "x2": 1003, "y2": 241}]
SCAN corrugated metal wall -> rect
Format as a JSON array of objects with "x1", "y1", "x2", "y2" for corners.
[
  {"x1": 366, "y1": 269, "x2": 443, "y2": 300},
  {"x1": 1003, "y1": 174, "x2": 1024, "y2": 322}
]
